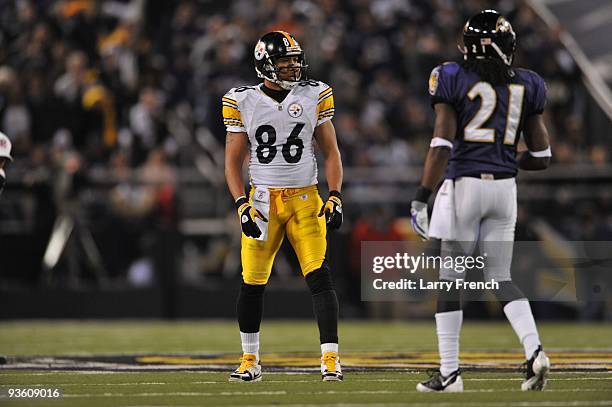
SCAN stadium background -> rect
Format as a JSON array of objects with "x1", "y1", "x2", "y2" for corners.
[{"x1": 0, "y1": 0, "x2": 610, "y2": 321}]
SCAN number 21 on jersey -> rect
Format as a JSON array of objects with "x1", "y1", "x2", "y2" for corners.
[{"x1": 464, "y1": 82, "x2": 524, "y2": 145}]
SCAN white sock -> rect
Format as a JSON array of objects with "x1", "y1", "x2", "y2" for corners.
[
  {"x1": 435, "y1": 310, "x2": 463, "y2": 377},
  {"x1": 321, "y1": 342, "x2": 338, "y2": 355},
  {"x1": 503, "y1": 299, "x2": 541, "y2": 359},
  {"x1": 240, "y1": 331, "x2": 260, "y2": 361}
]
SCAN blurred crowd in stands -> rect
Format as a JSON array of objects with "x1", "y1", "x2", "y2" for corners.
[
  {"x1": 0, "y1": 0, "x2": 608, "y2": 172},
  {"x1": 0, "y1": 0, "x2": 611, "y2": 313}
]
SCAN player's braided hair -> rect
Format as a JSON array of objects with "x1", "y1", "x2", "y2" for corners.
[{"x1": 461, "y1": 59, "x2": 515, "y2": 86}]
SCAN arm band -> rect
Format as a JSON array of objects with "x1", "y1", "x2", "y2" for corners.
[
  {"x1": 430, "y1": 137, "x2": 453, "y2": 149},
  {"x1": 529, "y1": 147, "x2": 551, "y2": 158}
]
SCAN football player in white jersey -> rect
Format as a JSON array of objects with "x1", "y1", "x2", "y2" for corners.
[{"x1": 224, "y1": 31, "x2": 343, "y2": 382}]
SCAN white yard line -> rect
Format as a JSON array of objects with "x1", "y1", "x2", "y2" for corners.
[
  {"x1": 31, "y1": 388, "x2": 609, "y2": 398},
  {"x1": 315, "y1": 389, "x2": 609, "y2": 394},
  {"x1": 1, "y1": 375, "x2": 611, "y2": 386},
  {"x1": 241, "y1": 402, "x2": 612, "y2": 407},
  {"x1": 57, "y1": 391, "x2": 287, "y2": 398}
]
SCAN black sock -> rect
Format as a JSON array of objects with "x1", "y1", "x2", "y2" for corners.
[
  {"x1": 237, "y1": 282, "x2": 265, "y2": 333},
  {"x1": 312, "y1": 290, "x2": 339, "y2": 343},
  {"x1": 306, "y1": 267, "x2": 339, "y2": 344}
]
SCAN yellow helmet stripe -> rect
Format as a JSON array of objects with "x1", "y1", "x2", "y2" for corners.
[{"x1": 276, "y1": 31, "x2": 296, "y2": 47}]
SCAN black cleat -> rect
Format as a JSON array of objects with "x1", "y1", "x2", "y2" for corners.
[
  {"x1": 416, "y1": 369, "x2": 463, "y2": 392},
  {"x1": 520, "y1": 346, "x2": 550, "y2": 391}
]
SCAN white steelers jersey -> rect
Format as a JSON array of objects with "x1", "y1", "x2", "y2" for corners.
[{"x1": 222, "y1": 80, "x2": 334, "y2": 188}]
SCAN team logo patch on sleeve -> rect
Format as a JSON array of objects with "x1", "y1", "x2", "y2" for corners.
[
  {"x1": 288, "y1": 103, "x2": 303, "y2": 118},
  {"x1": 429, "y1": 67, "x2": 440, "y2": 96}
]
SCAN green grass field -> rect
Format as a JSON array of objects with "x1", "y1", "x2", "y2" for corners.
[{"x1": 1, "y1": 320, "x2": 611, "y2": 406}]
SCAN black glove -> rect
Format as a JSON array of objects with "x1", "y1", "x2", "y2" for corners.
[
  {"x1": 235, "y1": 196, "x2": 268, "y2": 238},
  {"x1": 318, "y1": 190, "x2": 343, "y2": 230},
  {"x1": 410, "y1": 186, "x2": 432, "y2": 240}
]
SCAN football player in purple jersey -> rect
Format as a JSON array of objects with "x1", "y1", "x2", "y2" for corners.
[{"x1": 411, "y1": 10, "x2": 551, "y2": 392}]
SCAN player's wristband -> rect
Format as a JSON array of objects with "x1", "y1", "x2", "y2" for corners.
[
  {"x1": 414, "y1": 186, "x2": 432, "y2": 203},
  {"x1": 329, "y1": 190, "x2": 342, "y2": 200},
  {"x1": 528, "y1": 147, "x2": 552, "y2": 158},
  {"x1": 235, "y1": 195, "x2": 248, "y2": 210},
  {"x1": 430, "y1": 137, "x2": 453, "y2": 149}
]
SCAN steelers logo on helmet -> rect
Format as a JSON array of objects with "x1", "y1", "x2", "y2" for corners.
[
  {"x1": 254, "y1": 41, "x2": 267, "y2": 61},
  {"x1": 288, "y1": 103, "x2": 303, "y2": 118}
]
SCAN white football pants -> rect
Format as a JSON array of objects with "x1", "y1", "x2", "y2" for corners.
[{"x1": 439, "y1": 176, "x2": 516, "y2": 282}]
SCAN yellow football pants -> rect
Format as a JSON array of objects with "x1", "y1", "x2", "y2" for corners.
[{"x1": 241, "y1": 185, "x2": 327, "y2": 285}]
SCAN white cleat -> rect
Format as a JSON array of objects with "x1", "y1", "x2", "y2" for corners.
[
  {"x1": 229, "y1": 353, "x2": 262, "y2": 382},
  {"x1": 521, "y1": 346, "x2": 550, "y2": 391},
  {"x1": 321, "y1": 352, "x2": 343, "y2": 381},
  {"x1": 416, "y1": 369, "x2": 463, "y2": 392}
]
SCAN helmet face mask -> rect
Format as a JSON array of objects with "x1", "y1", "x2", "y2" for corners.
[
  {"x1": 462, "y1": 10, "x2": 516, "y2": 66},
  {"x1": 254, "y1": 31, "x2": 308, "y2": 90}
]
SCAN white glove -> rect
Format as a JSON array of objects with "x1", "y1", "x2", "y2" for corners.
[{"x1": 410, "y1": 200, "x2": 429, "y2": 240}]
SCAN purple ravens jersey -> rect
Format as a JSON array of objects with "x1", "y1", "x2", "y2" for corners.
[{"x1": 429, "y1": 62, "x2": 547, "y2": 179}]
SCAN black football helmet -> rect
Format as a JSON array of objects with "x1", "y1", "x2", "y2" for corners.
[
  {"x1": 254, "y1": 31, "x2": 308, "y2": 90},
  {"x1": 462, "y1": 10, "x2": 516, "y2": 66}
]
